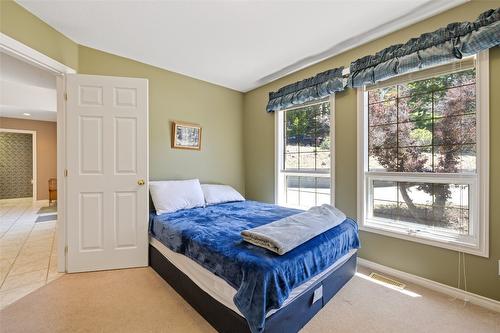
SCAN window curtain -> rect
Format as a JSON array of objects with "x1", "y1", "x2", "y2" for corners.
[
  {"x1": 348, "y1": 8, "x2": 499, "y2": 88},
  {"x1": 266, "y1": 67, "x2": 344, "y2": 112}
]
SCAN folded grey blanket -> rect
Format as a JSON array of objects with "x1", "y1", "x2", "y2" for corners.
[{"x1": 241, "y1": 204, "x2": 347, "y2": 255}]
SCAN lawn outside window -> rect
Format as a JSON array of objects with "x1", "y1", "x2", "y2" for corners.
[{"x1": 357, "y1": 51, "x2": 489, "y2": 257}]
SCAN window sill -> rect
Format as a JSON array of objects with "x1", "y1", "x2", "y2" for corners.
[
  {"x1": 277, "y1": 202, "x2": 309, "y2": 210},
  {"x1": 359, "y1": 220, "x2": 488, "y2": 258}
]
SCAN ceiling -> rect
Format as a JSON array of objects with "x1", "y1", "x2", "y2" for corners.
[
  {"x1": 0, "y1": 52, "x2": 57, "y2": 122},
  {"x1": 16, "y1": 0, "x2": 466, "y2": 92}
]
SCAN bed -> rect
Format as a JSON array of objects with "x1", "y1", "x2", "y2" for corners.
[{"x1": 149, "y1": 200, "x2": 360, "y2": 333}]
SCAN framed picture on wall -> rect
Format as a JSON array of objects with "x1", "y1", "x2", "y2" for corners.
[{"x1": 171, "y1": 121, "x2": 202, "y2": 150}]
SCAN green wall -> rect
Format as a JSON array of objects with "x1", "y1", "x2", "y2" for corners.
[
  {"x1": 0, "y1": 0, "x2": 245, "y2": 193},
  {"x1": 243, "y1": 1, "x2": 500, "y2": 301},
  {"x1": 0, "y1": 0, "x2": 79, "y2": 70},
  {"x1": 78, "y1": 46, "x2": 244, "y2": 191}
]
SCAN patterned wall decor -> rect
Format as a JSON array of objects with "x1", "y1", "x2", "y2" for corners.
[{"x1": 0, "y1": 132, "x2": 33, "y2": 199}]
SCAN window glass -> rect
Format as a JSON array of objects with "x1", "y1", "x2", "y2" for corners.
[
  {"x1": 284, "y1": 102, "x2": 331, "y2": 173},
  {"x1": 280, "y1": 101, "x2": 332, "y2": 209},
  {"x1": 371, "y1": 180, "x2": 470, "y2": 235},
  {"x1": 285, "y1": 175, "x2": 331, "y2": 208},
  {"x1": 361, "y1": 56, "x2": 487, "y2": 256},
  {"x1": 367, "y1": 68, "x2": 476, "y2": 174}
]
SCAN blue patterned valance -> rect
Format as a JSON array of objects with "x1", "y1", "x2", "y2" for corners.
[
  {"x1": 349, "y1": 8, "x2": 500, "y2": 88},
  {"x1": 266, "y1": 67, "x2": 344, "y2": 112}
]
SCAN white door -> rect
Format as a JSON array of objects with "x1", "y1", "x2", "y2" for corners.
[{"x1": 65, "y1": 74, "x2": 148, "y2": 272}]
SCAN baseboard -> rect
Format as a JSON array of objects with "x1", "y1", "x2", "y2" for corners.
[
  {"x1": 0, "y1": 197, "x2": 33, "y2": 203},
  {"x1": 357, "y1": 258, "x2": 500, "y2": 313}
]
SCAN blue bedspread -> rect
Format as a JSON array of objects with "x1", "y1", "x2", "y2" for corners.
[{"x1": 149, "y1": 201, "x2": 359, "y2": 333}]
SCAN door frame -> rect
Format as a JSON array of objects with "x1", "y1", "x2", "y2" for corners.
[
  {"x1": 1, "y1": 33, "x2": 76, "y2": 272},
  {"x1": 0, "y1": 128, "x2": 37, "y2": 201}
]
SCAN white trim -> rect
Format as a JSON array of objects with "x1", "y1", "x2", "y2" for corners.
[
  {"x1": 0, "y1": 197, "x2": 32, "y2": 203},
  {"x1": 275, "y1": 96, "x2": 336, "y2": 209},
  {"x1": 330, "y1": 94, "x2": 336, "y2": 207},
  {"x1": 56, "y1": 76, "x2": 66, "y2": 273},
  {"x1": 360, "y1": 224, "x2": 487, "y2": 256},
  {"x1": 358, "y1": 258, "x2": 500, "y2": 313},
  {"x1": 356, "y1": 51, "x2": 489, "y2": 257},
  {"x1": 274, "y1": 107, "x2": 280, "y2": 205},
  {"x1": 1, "y1": 33, "x2": 77, "y2": 273},
  {"x1": 0, "y1": 128, "x2": 37, "y2": 201},
  {"x1": 0, "y1": 33, "x2": 76, "y2": 74},
  {"x1": 357, "y1": 87, "x2": 367, "y2": 235},
  {"x1": 476, "y1": 49, "x2": 489, "y2": 260}
]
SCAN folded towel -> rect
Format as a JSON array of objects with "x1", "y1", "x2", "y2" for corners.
[{"x1": 241, "y1": 204, "x2": 346, "y2": 255}]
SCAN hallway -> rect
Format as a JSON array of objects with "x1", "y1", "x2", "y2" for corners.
[{"x1": 0, "y1": 198, "x2": 62, "y2": 309}]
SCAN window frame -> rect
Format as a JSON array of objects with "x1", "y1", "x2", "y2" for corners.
[
  {"x1": 357, "y1": 50, "x2": 489, "y2": 257},
  {"x1": 275, "y1": 95, "x2": 336, "y2": 209}
]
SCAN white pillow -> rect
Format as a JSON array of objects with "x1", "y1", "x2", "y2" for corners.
[
  {"x1": 150, "y1": 179, "x2": 205, "y2": 215},
  {"x1": 201, "y1": 184, "x2": 245, "y2": 205}
]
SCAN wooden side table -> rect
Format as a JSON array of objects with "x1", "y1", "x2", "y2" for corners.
[{"x1": 48, "y1": 178, "x2": 57, "y2": 205}]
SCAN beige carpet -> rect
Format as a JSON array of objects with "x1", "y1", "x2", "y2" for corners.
[{"x1": 0, "y1": 266, "x2": 498, "y2": 333}]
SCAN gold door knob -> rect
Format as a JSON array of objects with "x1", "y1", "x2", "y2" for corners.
[{"x1": 137, "y1": 179, "x2": 145, "y2": 185}]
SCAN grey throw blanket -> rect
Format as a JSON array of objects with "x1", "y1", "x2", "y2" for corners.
[{"x1": 241, "y1": 204, "x2": 346, "y2": 255}]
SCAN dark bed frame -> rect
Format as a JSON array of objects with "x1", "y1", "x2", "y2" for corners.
[{"x1": 149, "y1": 244, "x2": 357, "y2": 333}]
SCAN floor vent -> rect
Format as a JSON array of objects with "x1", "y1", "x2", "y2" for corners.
[{"x1": 369, "y1": 272, "x2": 406, "y2": 289}]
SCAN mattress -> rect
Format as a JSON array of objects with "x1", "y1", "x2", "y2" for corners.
[
  {"x1": 150, "y1": 236, "x2": 357, "y2": 318},
  {"x1": 149, "y1": 201, "x2": 360, "y2": 332}
]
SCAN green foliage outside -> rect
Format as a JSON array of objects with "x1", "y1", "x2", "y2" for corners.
[{"x1": 370, "y1": 68, "x2": 476, "y2": 230}]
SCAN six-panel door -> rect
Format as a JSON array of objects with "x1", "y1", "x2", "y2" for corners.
[{"x1": 66, "y1": 74, "x2": 148, "y2": 272}]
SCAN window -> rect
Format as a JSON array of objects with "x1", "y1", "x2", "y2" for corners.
[
  {"x1": 358, "y1": 52, "x2": 489, "y2": 257},
  {"x1": 276, "y1": 98, "x2": 333, "y2": 209}
]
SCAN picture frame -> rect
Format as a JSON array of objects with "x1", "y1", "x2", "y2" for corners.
[{"x1": 171, "y1": 121, "x2": 202, "y2": 150}]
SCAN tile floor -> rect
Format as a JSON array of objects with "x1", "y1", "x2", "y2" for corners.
[{"x1": 0, "y1": 198, "x2": 63, "y2": 309}]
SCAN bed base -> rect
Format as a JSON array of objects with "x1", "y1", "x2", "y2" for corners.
[{"x1": 149, "y1": 244, "x2": 357, "y2": 333}]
